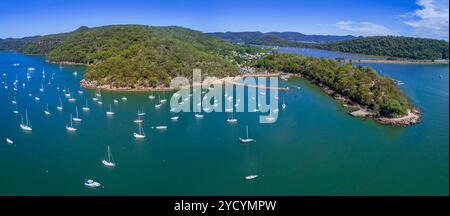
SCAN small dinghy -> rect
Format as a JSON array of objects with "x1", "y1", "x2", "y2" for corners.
[
  {"x1": 6, "y1": 138, "x2": 14, "y2": 145},
  {"x1": 102, "y1": 146, "x2": 116, "y2": 167},
  {"x1": 84, "y1": 179, "x2": 101, "y2": 188},
  {"x1": 245, "y1": 175, "x2": 258, "y2": 180}
]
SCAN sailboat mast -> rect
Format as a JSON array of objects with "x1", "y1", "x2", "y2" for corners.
[
  {"x1": 25, "y1": 109, "x2": 29, "y2": 125},
  {"x1": 246, "y1": 126, "x2": 249, "y2": 138}
]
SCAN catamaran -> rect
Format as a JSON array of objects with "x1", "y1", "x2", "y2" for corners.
[
  {"x1": 84, "y1": 179, "x2": 101, "y2": 188},
  {"x1": 239, "y1": 126, "x2": 255, "y2": 143},
  {"x1": 102, "y1": 146, "x2": 116, "y2": 167},
  {"x1": 82, "y1": 99, "x2": 90, "y2": 111},
  {"x1": 20, "y1": 109, "x2": 32, "y2": 131},
  {"x1": 66, "y1": 114, "x2": 77, "y2": 132},
  {"x1": 133, "y1": 123, "x2": 146, "y2": 139},
  {"x1": 44, "y1": 103, "x2": 51, "y2": 115},
  {"x1": 73, "y1": 107, "x2": 82, "y2": 122},
  {"x1": 106, "y1": 104, "x2": 114, "y2": 116},
  {"x1": 57, "y1": 97, "x2": 63, "y2": 110}
]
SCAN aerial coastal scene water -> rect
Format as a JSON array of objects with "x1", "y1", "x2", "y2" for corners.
[
  {"x1": 0, "y1": 48, "x2": 447, "y2": 195},
  {"x1": 0, "y1": 0, "x2": 448, "y2": 198}
]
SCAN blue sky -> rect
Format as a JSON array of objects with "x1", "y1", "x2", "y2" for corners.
[{"x1": 0, "y1": 0, "x2": 448, "y2": 40}]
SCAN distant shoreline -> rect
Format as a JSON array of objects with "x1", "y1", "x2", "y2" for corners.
[{"x1": 337, "y1": 59, "x2": 449, "y2": 65}]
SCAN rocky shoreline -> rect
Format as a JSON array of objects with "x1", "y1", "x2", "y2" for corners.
[{"x1": 312, "y1": 79, "x2": 421, "y2": 127}]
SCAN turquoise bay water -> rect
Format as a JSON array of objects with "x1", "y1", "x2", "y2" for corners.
[{"x1": 0, "y1": 51, "x2": 448, "y2": 195}]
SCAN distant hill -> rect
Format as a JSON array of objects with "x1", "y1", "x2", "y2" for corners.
[
  {"x1": 0, "y1": 36, "x2": 40, "y2": 51},
  {"x1": 322, "y1": 36, "x2": 449, "y2": 60},
  {"x1": 207, "y1": 31, "x2": 356, "y2": 44},
  {"x1": 208, "y1": 32, "x2": 449, "y2": 60}
]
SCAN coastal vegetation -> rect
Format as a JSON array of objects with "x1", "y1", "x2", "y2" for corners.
[
  {"x1": 254, "y1": 53, "x2": 413, "y2": 118},
  {"x1": 322, "y1": 36, "x2": 449, "y2": 60},
  {"x1": 209, "y1": 32, "x2": 449, "y2": 60}
]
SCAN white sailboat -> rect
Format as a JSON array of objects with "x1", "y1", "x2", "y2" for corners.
[
  {"x1": 44, "y1": 103, "x2": 51, "y2": 115},
  {"x1": 148, "y1": 90, "x2": 155, "y2": 99},
  {"x1": 134, "y1": 114, "x2": 143, "y2": 124},
  {"x1": 170, "y1": 116, "x2": 179, "y2": 121},
  {"x1": 102, "y1": 146, "x2": 116, "y2": 167},
  {"x1": 155, "y1": 125, "x2": 167, "y2": 130},
  {"x1": 195, "y1": 112, "x2": 204, "y2": 118},
  {"x1": 239, "y1": 126, "x2": 255, "y2": 143},
  {"x1": 39, "y1": 82, "x2": 44, "y2": 92},
  {"x1": 133, "y1": 123, "x2": 146, "y2": 139},
  {"x1": 57, "y1": 97, "x2": 63, "y2": 110},
  {"x1": 13, "y1": 104, "x2": 19, "y2": 114},
  {"x1": 20, "y1": 109, "x2": 32, "y2": 131},
  {"x1": 282, "y1": 96, "x2": 286, "y2": 110},
  {"x1": 82, "y1": 99, "x2": 90, "y2": 111},
  {"x1": 106, "y1": 104, "x2": 115, "y2": 116},
  {"x1": 137, "y1": 107, "x2": 145, "y2": 116},
  {"x1": 155, "y1": 96, "x2": 162, "y2": 108},
  {"x1": 66, "y1": 114, "x2": 77, "y2": 132},
  {"x1": 245, "y1": 175, "x2": 259, "y2": 180},
  {"x1": 95, "y1": 89, "x2": 101, "y2": 97},
  {"x1": 227, "y1": 113, "x2": 238, "y2": 123},
  {"x1": 73, "y1": 107, "x2": 82, "y2": 122},
  {"x1": 160, "y1": 90, "x2": 167, "y2": 103}
]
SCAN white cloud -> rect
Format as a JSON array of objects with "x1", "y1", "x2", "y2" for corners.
[
  {"x1": 403, "y1": 0, "x2": 449, "y2": 40},
  {"x1": 335, "y1": 20, "x2": 392, "y2": 36}
]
